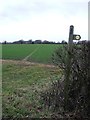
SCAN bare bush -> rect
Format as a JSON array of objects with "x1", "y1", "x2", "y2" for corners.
[{"x1": 40, "y1": 41, "x2": 90, "y2": 119}]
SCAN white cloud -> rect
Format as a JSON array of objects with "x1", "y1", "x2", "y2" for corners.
[{"x1": 0, "y1": 0, "x2": 88, "y2": 42}]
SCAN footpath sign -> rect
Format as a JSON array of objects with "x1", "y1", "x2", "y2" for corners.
[
  {"x1": 69, "y1": 25, "x2": 81, "y2": 43},
  {"x1": 73, "y1": 34, "x2": 81, "y2": 40}
]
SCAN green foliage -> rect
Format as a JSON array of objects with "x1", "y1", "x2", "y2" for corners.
[
  {"x1": 41, "y1": 41, "x2": 90, "y2": 118},
  {"x1": 67, "y1": 41, "x2": 90, "y2": 117},
  {"x1": 52, "y1": 45, "x2": 68, "y2": 69}
]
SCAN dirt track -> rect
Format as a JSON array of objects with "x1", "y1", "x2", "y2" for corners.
[{"x1": 1, "y1": 59, "x2": 57, "y2": 68}]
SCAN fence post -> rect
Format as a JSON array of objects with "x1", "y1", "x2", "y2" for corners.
[
  {"x1": 68, "y1": 25, "x2": 74, "y2": 50},
  {"x1": 64, "y1": 25, "x2": 74, "y2": 110}
]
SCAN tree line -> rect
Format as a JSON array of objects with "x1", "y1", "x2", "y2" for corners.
[
  {"x1": 2, "y1": 39, "x2": 67, "y2": 44},
  {"x1": 1, "y1": 39, "x2": 87, "y2": 45}
]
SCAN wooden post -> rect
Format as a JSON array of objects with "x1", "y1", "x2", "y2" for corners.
[
  {"x1": 68, "y1": 25, "x2": 74, "y2": 50},
  {"x1": 64, "y1": 25, "x2": 81, "y2": 110},
  {"x1": 64, "y1": 25, "x2": 74, "y2": 110}
]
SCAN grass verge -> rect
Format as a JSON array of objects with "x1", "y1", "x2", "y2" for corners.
[{"x1": 2, "y1": 60, "x2": 62, "y2": 118}]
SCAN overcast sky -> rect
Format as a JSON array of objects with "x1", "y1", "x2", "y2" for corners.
[{"x1": 0, "y1": 0, "x2": 88, "y2": 42}]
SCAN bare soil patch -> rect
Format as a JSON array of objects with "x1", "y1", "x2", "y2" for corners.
[{"x1": 1, "y1": 59, "x2": 57, "y2": 68}]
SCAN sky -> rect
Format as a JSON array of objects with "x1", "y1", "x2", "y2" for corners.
[
  {"x1": 0, "y1": 0, "x2": 89, "y2": 43},
  {"x1": 88, "y1": 1, "x2": 90, "y2": 40}
]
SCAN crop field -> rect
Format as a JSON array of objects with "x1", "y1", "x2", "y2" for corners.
[
  {"x1": 2, "y1": 44, "x2": 61, "y2": 64},
  {"x1": 2, "y1": 44, "x2": 63, "y2": 118}
]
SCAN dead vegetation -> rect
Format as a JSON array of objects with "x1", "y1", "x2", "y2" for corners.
[{"x1": 40, "y1": 41, "x2": 90, "y2": 119}]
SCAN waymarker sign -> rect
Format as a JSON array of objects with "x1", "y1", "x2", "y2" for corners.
[{"x1": 73, "y1": 34, "x2": 81, "y2": 40}]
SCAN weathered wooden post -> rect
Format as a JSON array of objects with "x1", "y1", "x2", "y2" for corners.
[
  {"x1": 68, "y1": 25, "x2": 74, "y2": 50},
  {"x1": 64, "y1": 25, "x2": 74, "y2": 110},
  {"x1": 64, "y1": 25, "x2": 81, "y2": 110}
]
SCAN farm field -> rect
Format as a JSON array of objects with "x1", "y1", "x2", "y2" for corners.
[
  {"x1": 2, "y1": 44, "x2": 61, "y2": 64},
  {"x1": 2, "y1": 60, "x2": 62, "y2": 118},
  {"x1": 2, "y1": 44, "x2": 63, "y2": 118},
  {"x1": 0, "y1": 44, "x2": 2, "y2": 59}
]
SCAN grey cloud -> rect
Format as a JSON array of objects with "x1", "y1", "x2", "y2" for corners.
[
  {"x1": 0, "y1": 0, "x2": 52, "y2": 21},
  {"x1": 0, "y1": 1, "x2": 87, "y2": 22}
]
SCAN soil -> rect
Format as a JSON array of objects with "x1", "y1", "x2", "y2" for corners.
[{"x1": 1, "y1": 59, "x2": 57, "y2": 68}]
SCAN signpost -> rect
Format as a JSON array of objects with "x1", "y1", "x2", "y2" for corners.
[
  {"x1": 68, "y1": 25, "x2": 74, "y2": 51},
  {"x1": 64, "y1": 25, "x2": 81, "y2": 110},
  {"x1": 68, "y1": 25, "x2": 81, "y2": 50}
]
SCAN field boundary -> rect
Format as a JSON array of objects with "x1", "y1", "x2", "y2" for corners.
[
  {"x1": 23, "y1": 46, "x2": 40, "y2": 61},
  {"x1": 1, "y1": 59, "x2": 56, "y2": 68}
]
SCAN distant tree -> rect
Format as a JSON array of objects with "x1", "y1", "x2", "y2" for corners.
[
  {"x1": 28, "y1": 39, "x2": 32, "y2": 44},
  {"x1": 49, "y1": 41, "x2": 55, "y2": 44},
  {"x1": 77, "y1": 40, "x2": 87, "y2": 45},
  {"x1": 43, "y1": 40, "x2": 49, "y2": 44},
  {"x1": 12, "y1": 39, "x2": 25, "y2": 44},
  {"x1": 57, "y1": 42, "x2": 61, "y2": 44},
  {"x1": 32, "y1": 41, "x2": 34, "y2": 44},
  {"x1": 61, "y1": 40, "x2": 67, "y2": 44},
  {"x1": 34, "y1": 40, "x2": 42, "y2": 44},
  {"x1": 19, "y1": 40, "x2": 24, "y2": 44},
  {"x1": 3, "y1": 41, "x2": 7, "y2": 44}
]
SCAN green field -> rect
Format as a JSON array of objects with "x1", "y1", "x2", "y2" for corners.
[
  {"x1": 2, "y1": 44, "x2": 61, "y2": 64},
  {"x1": 2, "y1": 60, "x2": 62, "y2": 118},
  {"x1": 2, "y1": 44, "x2": 63, "y2": 118}
]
